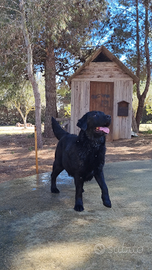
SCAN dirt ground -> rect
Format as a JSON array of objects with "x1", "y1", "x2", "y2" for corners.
[{"x1": 0, "y1": 132, "x2": 152, "y2": 183}]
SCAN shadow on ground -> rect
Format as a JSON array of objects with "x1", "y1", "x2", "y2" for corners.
[{"x1": 0, "y1": 160, "x2": 152, "y2": 270}]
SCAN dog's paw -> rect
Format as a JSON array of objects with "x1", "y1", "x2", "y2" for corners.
[
  {"x1": 74, "y1": 204, "x2": 84, "y2": 212},
  {"x1": 102, "y1": 194, "x2": 111, "y2": 208},
  {"x1": 51, "y1": 187, "x2": 60, "y2": 193},
  {"x1": 103, "y1": 199, "x2": 111, "y2": 208}
]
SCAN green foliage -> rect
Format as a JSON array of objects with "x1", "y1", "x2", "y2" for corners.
[
  {"x1": 133, "y1": 81, "x2": 152, "y2": 122},
  {"x1": 142, "y1": 129, "x2": 152, "y2": 134},
  {"x1": 57, "y1": 82, "x2": 71, "y2": 104},
  {"x1": 27, "y1": 133, "x2": 34, "y2": 138},
  {"x1": 5, "y1": 81, "x2": 34, "y2": 111},
  {"x1": 64, "y1": 104, "x2": 71, "y2": 117},
  {"x1": 31, "y1": 0, "x2": 108, "y2": 80},
  {"x1": 28, "y1": 146, "x2": 34, "y2": 151},
  {"x1": 56, "y1": 81, "x2": 71, "y2": 117},
  {"x1": 106, "y1": 0, "x2": 152, "y2": 129},
  {"x1": 144, "y1": 83, "x2": 152, "y2": 118},
  {"x1": 104, "y1": 0, "x2": 152, "y2": 78},
  {"x1": 146, "y1": 105, "x2": 152, "y2": 115},
  {"x1": 0, "y1": 1, "x2": 27, "y2": 96},
  {"x1": 0, "y1": 0, "x2": 108, "y2": 113}
]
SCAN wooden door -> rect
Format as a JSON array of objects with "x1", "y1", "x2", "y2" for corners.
[{"x1": 90, "y1": 82, "x2": 114, "y2": 141}]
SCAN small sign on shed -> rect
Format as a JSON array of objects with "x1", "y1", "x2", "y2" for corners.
[
  {"x1": 118, "y1": 101, "x2": 129, "y2": 117},
  {"x1": 68, "y1": 46, "x2": 139, "y2": 141}
]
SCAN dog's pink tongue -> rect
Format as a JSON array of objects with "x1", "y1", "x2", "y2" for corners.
[{"x1": 99, "y1": 127, "x2": 110, "y2": 134}]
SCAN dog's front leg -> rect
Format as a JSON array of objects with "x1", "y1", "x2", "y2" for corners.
[
  {"x1": 94, "y1": 171, "x2": 111, "y2": 208},
  {"x1": 74, "y1": 176, "x2": 84, "y2": 212}
]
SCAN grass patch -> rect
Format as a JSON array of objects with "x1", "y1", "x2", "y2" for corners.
[
  {"x1": 141, "y1": 129, "x2": 152, "y2": 135},
  {"x1": 27, "y1": 133, "x2": 35, "y2": 138},
  {"x1": 28, "y1": 147, "x2": 34, "y2": 151}
]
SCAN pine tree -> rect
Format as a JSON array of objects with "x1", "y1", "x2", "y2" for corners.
[
  {"x1": 104, "y1": 0, "x2": 152, "y2": 131},
  {"x1": 0, "y1": 0, "x2": 108, "y2": 139}
]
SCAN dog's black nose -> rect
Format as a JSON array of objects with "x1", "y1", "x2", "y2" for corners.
[
  {"x1": 105, "y1": 115, "x2": 111, "y2": 126},
  {"x1": 106, "y1": 115, "x2": 111, "y2": 120}
]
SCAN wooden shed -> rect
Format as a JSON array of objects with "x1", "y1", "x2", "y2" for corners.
[{"x1": 68, "y1": 46, "x2": 139, "y2": 141}]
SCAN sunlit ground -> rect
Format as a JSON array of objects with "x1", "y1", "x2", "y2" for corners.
[
  {"x1": 0, "y1": 123, "x2": 152, "y2": 135},
  {"x1": 0, "y1": 126, "x2": 35, "y2": 135},
  {"x1": 139, "y1": 123, "x2": 152, "y2": 132},
  {"x1": 0, "y1": 125, "x2": 44, "y2": 135}
]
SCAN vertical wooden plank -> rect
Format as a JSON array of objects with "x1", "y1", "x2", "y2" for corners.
[
  {"x1": 78, "y1": 81, "x2": 82, "y2": 134},
  {"x1": 74, "y1": 81, "x2": 80, "y2": 134},
  {"x1": 86, "y1": 81, "x2": 90, "y2": 112},
  {"x1": 80, "y1": 81, "x2": 84, "y2": 118},
  {"x1": 113, "y1": 80, "x2": 133, "y2": 139},
  {"x1": 73, "y1": 80, "x2": 90, "y2": 135},
  {"x1": 113, "y1": 81, "x2": 119, "y2": 140},
  {"x1": 74, "y1": 80, "x2": 78, "y2": 133},
  {"x1": 82, "y1": 81, "x2": 88, "y2": 116},
  {"x1": 70, "y1": 80, "x2": 75, "y2": 134},
  {"x1": 83, "y1": 80, "x2": 90, "y2": 114},
  {"x1": 127, "y1": 80, "x2": 133, "y2": 138}
]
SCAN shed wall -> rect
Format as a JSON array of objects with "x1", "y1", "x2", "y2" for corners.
[
  {"x1": 113, "y1": 80, "x2": 133, "y2": 140},
  {"x1": 71, "y1": 80, "x2": 90, "y2": 134},
  {"x1": 70, "y1": 62, "x2": 133, "y2": 140},
  {"x1": 73, "y1": 62, "x2": 132, "y2": 81}
]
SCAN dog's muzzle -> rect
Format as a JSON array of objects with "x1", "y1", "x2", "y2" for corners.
[{"x1": 105, "y1": 115, "x2": 111, "y2": 126}]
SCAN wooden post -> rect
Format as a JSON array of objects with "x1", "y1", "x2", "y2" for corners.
[{"x1": 35, "y1": 126, "x2": 38, "y2": 174}]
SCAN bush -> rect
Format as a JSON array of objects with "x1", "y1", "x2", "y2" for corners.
[
  {"x1": 0, "y1": 105, "x2": 46, "y2": 125},
  {"x1": 141, "y1": 107, "x2": 152, "y2": 123}
]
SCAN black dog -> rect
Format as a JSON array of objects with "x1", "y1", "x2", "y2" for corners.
[{"x1": 51, "y1": 111, "x2": 111, "y2": 212}]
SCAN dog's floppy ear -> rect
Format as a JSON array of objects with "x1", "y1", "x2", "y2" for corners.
[{"x1": 77, "y1": 113, "x2": 88, "y2": 131}]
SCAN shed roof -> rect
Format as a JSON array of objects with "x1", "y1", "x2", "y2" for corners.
[{"x1": 68, "y1": 45, "x2": 139, "y2": 84}]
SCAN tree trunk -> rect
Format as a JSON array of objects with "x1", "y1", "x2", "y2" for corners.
[
  {"x1": 44, "y1": 40, "x2": 57, "y2": 137},
  {"x1": 132, "y1": 108, "x2": 138, "y2": 133},
  {"x1": 135, "y1": 0, "x2": 140, "y2": 101},
  {"x1": 135, "y1": 0, "x2": 150, "y2": 130},
  {"x1": 135, "y1": 96, "x2": 145, "y2": 130},
  {"x1": 23, "y1": 115, "x2": 27, "y2": 128},
  {"x1": 20, "y1": 0, "x2": 43, "y2": 148},
  {"x1": 30, "y1": 76, "x2": 42, "y2": 147},
  {"x1": 15, "y1": 104, "x2": 27, "y2": 128}
]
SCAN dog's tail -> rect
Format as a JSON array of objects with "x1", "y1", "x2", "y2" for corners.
[{"x1": 52, "y1": 117, "x2": 69, "y2": 140}]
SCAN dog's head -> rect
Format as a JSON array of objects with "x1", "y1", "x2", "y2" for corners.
[{"x1": 77, "y1": 111, "x2": 111, "y2": 139}]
